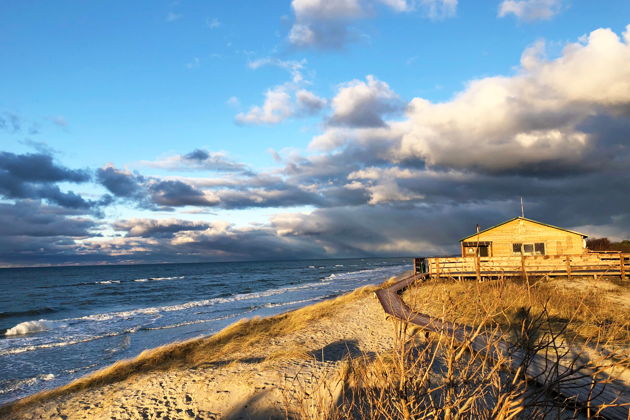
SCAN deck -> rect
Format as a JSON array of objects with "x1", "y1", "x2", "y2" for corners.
[{"x1": 415, "y1": 252, "x2": 630, "y2": 280}]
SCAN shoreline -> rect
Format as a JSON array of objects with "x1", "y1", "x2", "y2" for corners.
[{"x1": 0, "y1": 274, "x2": 404, "y2": 419}]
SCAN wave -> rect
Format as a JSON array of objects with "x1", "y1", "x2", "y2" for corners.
[
  {"x1": 262, "y1": 296, "x2": 323, "y2": 309},
  {"x1": 97, "y1": 280, "x2": 120, "y2": 285},
  {"x1": 0, "y1": 331, "x2": 123, "y2": 356},
  {"x1": 133, "y1": 276, "x2": 185, "y2": 283},
  {"x1": 4, "y1": 320, "x2": 67, "y2": 337},
  {"x1": 0, "y1": 373, "x2": 55, "y2": 396},
  {"x1": 0, "y1": 307, "x2": 57, "y2": 319},
  {"x1": 139, "y1": 313, "x2": 243, "y2": 332},
  {"x1": 69, "y1": 280, "x2": 331, "y2": 323}
]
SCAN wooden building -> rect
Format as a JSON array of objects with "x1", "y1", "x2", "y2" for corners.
[
  {"x1": 415, "y1": 217, "x2": 629, "y2": 280},
  {"x1": 460, "y1": 217, "x2": 588, "y2": 258}
]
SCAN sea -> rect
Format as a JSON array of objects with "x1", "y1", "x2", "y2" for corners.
[{"x1": 0, "y1": 257, "x2": 409, "y2": 405}]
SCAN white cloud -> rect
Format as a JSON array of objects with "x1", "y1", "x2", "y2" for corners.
[
  {"x1": 206, "y1": 17, "x2": 221, "y2": 29},
  {"x1": 289, "y1": 0, "x2": 457, "y2": 49},
  {"x1": 235, "y1": 59, "x2": 326, "y2": 125},
  {"x1": 329, "y1": 75, "x2": 404, "y2": 128},
  {"x1": 348, "y1": 167, "x2": 424, "y2": 204},
  {"x1": 418, "y1": 0, "x2": 458, "y2": 19},
  {"x1": 226, "y1": 96, "x2": 240, "y2": 107},
  {"x1": 236, "y1": 86, "x2": 295, "y2": 125},
  {"x1": 498, "y1": 0, "x2": 562, "y2": 22},
  {"x1": 296, "y1": 89, "x2": 327, "y2": 114},
  {"x1": 396, "y1": 26, "x2": 630, "y2": 173}
]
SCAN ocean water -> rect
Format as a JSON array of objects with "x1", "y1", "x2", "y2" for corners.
[{"x1": 0, "y1": 258, "x2": 409, "y2": 405}]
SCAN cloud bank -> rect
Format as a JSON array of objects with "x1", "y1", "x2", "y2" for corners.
[{"x1": 3, "y1": 26, "x2": 630, "y2": 266}]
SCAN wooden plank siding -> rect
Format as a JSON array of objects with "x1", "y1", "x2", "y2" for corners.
[
  {"x1": 461, "y1": 218, "x2": 587, "y2": 257},
  {"x1": 420, "y1": 253, "x2": 630, "y2": 279}
]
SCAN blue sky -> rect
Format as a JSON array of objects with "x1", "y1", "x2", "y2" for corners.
[{"x1": 1, "y1": 0, "x2": 630, "y2": 266}]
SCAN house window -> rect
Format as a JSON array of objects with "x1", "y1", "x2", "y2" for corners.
[{"x1": 513, "y1": 242, "x2": 546, "y2": 255}]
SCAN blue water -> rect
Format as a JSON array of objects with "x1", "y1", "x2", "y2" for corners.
[{"x1": 0, "y1": 258, "x2": 409, "y2": 405}]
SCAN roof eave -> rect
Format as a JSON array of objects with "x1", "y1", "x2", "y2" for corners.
[{"x1": 459, "y1": 217, "x2": 589, "y2": 242}]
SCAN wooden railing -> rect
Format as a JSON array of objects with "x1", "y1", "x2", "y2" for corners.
[{"x1": 415, "y1": 253, "x2": 630, "y2": 280}]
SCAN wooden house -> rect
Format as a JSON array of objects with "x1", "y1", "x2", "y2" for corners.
[
  {"x1": 460, "y1": 217, "x2": 588, "y2": 258},
  {"x1": 415, "y1": 217, "x2": 629, "y2": 280}
]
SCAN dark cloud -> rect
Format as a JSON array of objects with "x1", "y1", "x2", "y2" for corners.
[
  {"x1": 0, "y1": 152, "x2": 89, "y2": 183},
  {"x1": 0, "y1": 200, "x2": 101, "y2": 266},
  {"x1": 149, "y1": 180, "x2": 217, "y2": 207},
  {"x1": 113, "y1": 219, "x2": 211, "y2": 238},
  {"x1": 96, "y1": 166, "x2": 145, "y2": 198},
  {"x1": 0, "y1": 152, "x2": 93, "y2": 209},
  {"x1": 184, "y1": 149, "x2": 210, "y2": 161},
  {"x1": 147, "y1": 149, "x2": 252, "y2": 173}
]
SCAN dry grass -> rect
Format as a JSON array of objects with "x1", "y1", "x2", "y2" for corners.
[
  {"x1": 285, "y1": 312, "x2": 528, "y2": 419},
  {"x1": 285, "y1": 276, "x2": 630, "y2": 419},
  {"x1": 404, "y1": 276, "x2": 630, "y2": 344},
  {"x1": 0, "y1": 281, "x2": 392, "y2": 416}
]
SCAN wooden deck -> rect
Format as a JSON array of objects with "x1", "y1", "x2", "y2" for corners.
[
  {"x1": 415, "y1": 252, "x2": 630, "y2": 280},
  {"x1": 375, "y1": 274, "x2": 630, "y2": 419}
]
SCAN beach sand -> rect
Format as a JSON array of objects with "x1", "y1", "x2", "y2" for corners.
[{"x1": 1, "y1": 280, "x2": 399, "y2": 420}]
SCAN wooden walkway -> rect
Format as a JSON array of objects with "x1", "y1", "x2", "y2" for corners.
[{"x1": 375, "y1": 274, "x2": 630, "y2": 420}]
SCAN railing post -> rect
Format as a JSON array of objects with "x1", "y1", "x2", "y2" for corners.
[
  {"x1": 566, "y1": 255, "x2": 572, "y2": 280},
  {"x1": 476, "y1": 255, "x2": 481, "y2": 282},
  {"x1": 521, "y1": 254, "x2": 528, "y2": 282}
]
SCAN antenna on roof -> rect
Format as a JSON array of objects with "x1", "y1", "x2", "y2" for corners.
[{"x1": 520, "y1": 197, "x2": 525, "y2": 218}]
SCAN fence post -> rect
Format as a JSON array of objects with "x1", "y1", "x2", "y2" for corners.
[
  {"x1": 521, "y1": 254, "x2": 528, "y2": 282},
  {"x1": 476, "y1": 254, "x2": 481, "y2": 282},
  {"x1": 566, "y1": 255, "x2": 572, "y2": 280},
  {"x1": 621, "y1": 255, "x2": 626, "y2": 280}
]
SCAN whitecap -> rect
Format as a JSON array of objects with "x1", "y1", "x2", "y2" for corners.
[{"x1": 4, "y1": 320, "x2": 67, "y2": 337}]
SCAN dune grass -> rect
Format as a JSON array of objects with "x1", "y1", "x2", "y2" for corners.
[
  {"x1": 403, "y1": 276, "x2": 630, "y2": 344},
  {"x1": 286, "y1": 275, "x2": 630, "y2": 419}
]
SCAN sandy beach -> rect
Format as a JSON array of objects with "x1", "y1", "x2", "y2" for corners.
[{"x1": 0, "y1": 280, "x2": 399, "y2": 420}]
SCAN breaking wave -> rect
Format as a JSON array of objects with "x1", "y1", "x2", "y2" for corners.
[{"x1": 4, "y1": 320, "x2": 67, "y2": 337}]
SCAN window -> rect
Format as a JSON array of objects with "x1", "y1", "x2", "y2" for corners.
[
  {"x1": 513, "y1": 242, "x2": 545, "y2": 255},
  {"x1": 479, "y1": 246, "x2": 489, "y2": 257}
]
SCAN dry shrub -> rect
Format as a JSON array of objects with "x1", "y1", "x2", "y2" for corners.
[
  {"x1": 404, "y1": 277, "x2": 630, "y2": 344},
  {"x1": 286, "y1": 314, "x2": 526, "y2": 420},
  {"x1": 285, "y1": 276, "x2": 630, "y2": 419}
]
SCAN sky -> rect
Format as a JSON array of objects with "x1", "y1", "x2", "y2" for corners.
[{"x1": 1, "y1": 0, "x2": 630, "y2": 267}]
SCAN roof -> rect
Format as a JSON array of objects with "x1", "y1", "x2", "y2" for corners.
[{"x1": 460, "y1": 217, "x2": 588, "y2": 242}]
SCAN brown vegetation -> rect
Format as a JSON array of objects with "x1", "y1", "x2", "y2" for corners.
[
  {"x1": 286, "y1": 276, "x2": 630, "y2": 419},
  {"x1": 587, "y1": 237, "x2": 630, "y2": 253}
]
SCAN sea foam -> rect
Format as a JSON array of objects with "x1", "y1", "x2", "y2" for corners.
[{"x1": 4, "y1": 320, "x2": 66, "y2": 336}]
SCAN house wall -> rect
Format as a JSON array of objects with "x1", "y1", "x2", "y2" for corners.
[{"x1": 461, "y1": 219, "x2": 585, "y2": 257}]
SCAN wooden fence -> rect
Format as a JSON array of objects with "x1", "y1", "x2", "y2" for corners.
[{"x1": 414, "y1": 252, "x2": 630, "y2": 280}]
